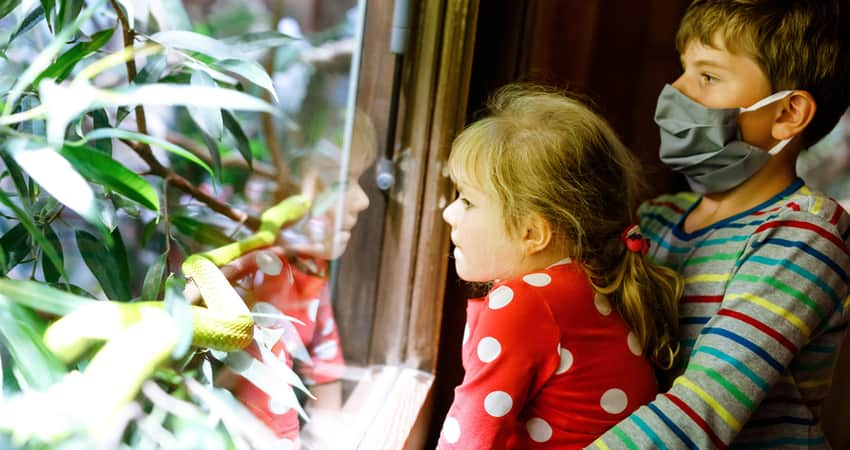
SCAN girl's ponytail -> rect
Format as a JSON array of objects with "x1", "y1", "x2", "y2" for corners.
[{"x1": 592, "y1": 230, "x2": 682, "y2": 369}]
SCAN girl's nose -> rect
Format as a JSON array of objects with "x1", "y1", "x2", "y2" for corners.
[
  {"x1": 349, "y1": 183, "x2": 370, "y2": 213},
  {"x1": 442, "y1": 198, "x2": 459, "y2": 227}
]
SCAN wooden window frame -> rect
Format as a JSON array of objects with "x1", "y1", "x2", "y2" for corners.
[{"x1": 307, "y1": 0, "x2": 480, "y2": 448}]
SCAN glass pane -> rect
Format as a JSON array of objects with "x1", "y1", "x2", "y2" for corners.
[{"x1": 0, "y1": 0, "x2": 393, "y2": 448}]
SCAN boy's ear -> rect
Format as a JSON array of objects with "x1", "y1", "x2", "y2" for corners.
[
  {"x1": 521, "y1": 213, "x2": 552, "y2": 255},
  {"x1": 773, "y1": 90, "x2": 816, "y2": 141}
]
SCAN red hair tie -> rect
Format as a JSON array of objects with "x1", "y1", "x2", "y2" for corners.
[{"x1": 622, "y1": 224, "x2": 649, "y2": 255}]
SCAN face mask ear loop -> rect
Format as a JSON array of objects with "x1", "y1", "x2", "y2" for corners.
[
  {"x1": 767, "y1": 137, "x2": 792, "y2": 156},
  {"x1": 739, "y1": 90, "x2": 794, "y2": 157},
  {"x1": 740, "y1": 90, "x2": 794, "y2": 113}
]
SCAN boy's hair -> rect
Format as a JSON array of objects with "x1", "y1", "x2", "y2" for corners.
[
  {"x1": 676, "y1": 0, "x2": 850, "y2": 147},
  {"x1": 448, "y1": 84, "x2": 682, "y2": 369}
]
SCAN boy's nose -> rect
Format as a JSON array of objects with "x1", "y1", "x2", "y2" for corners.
[{"x1": 671, "y1": 75, "x2": 693, "y2": 100}]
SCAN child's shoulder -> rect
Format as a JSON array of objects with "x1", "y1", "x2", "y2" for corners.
[
  {"x1": 769, "y1": 184, "x2": 850, "y2": 239},
  {"x1": 638, "y1": 191, "x2": 699, "y2": 220}
]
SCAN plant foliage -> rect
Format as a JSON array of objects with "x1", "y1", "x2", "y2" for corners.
[{"x1": 0, "y1": 0, "x2": 359, "y2": 448}]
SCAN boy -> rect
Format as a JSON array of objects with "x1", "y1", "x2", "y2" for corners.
[{"x1": 591, "y1": 1, "x2": 850, "y2": 448}]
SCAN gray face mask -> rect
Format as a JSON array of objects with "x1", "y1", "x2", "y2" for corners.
[{"x1": 655, "y1": 84, "x2": 792, "y2": 193}]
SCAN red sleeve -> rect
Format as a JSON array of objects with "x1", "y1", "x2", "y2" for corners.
[{"x1": 437, "y1": 281, "x2": 561, "y2": 449}]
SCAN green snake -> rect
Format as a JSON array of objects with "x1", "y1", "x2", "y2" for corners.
[{"x1": 34, "y1": 194, "x2": 311, "y2": 441}]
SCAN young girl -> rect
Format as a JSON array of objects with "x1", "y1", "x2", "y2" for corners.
[
  {"x1": 438, "y1": 84, "x2": 682, "y2": 449},
  {"x1": 218, "y1": 110, "x2": 376, "y2": 447}
]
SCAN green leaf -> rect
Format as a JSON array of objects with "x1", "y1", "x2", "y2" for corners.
[
  {"x1": 40, "y1": 0, "x2": 56, "y2": 28},
  {"x1": 92, "y1": 83, "x2": 278, "y2": 115},
  {"x1": 110, "y1": 227, "x2": 131, "y2": 292},
  {"x1": 0, "y1": 223, "x2": 32, "y2": 274},
  {"x1": 150, "y1": 30, "x2": 293, "y2": 60},
  {"x1": 0, "y1": 278, "x2": 95, "y2": 316},
  {"x1": 34, "y1": 28, "x2": 115, "y2": 85},
  {"x1": 17, "y1": 95, "x2": 45, "y2": 137},
  {"x1": 162, "y1": 275, "x2": 192, "y2": 359},
  {"x1": 40, "y1": 224, "x2": 64, "y2": 283},
  {"x1": 222, "y1": 110, "x2": 252, "y2": 169},
  {"x1": 150, "y1": 30, "x2": 239, "y2": 59},
  {"x1": 171, "y1": 216, "x2": 234, "y2": 248},
  {"x1": 221, "y1": 31, "x2": 295, "y2": 54},
  {"x1": 7, "y1": 138, "x2": 102, "y2": 228},
  {"x1": 60, "y1": 143, "x2": 160, "y2": 213},
  {"x1": 0, "y1": 149, "x2": 31, "y2": 213},
  {"x1": 2, "y1": 0, "x2": 105, "y2": 116},
  {"x1": 141, "y1": 217, "x2": 159, "y2": 247},
  {"x1": 0, "y1": 0, "x2": 17, "y2": 21},
  {"x1": 0, "y1": 298, "x2": 66, "y2": 390},
  {"x1": 134, "y1": 54, "x2": 168, "y2": 85},
  {"x1": 152, "y1": 0, "x2": 191, "y2": 31},
  {"x1": 188, "y1": 70, "x2": 223, "y2": 139},
  {"x1": 85, "y1": 128, "x2": 214, "y2": 179},
  {"x1": 0, "y1": 240, "x2": 6, "y2": 273},
  {"x1": 90, "y1": 109, "x2": 111, "y2": 154},
  {"x1": 200, "y1": 130, "x2": 222, "y2": 181},
  {"x1": 2, "y1": 341, "x2": 20, "y2": 396},
  {"x1": 9, "y1": 6, "x2": 46, "y2": 44},
  {"x1": 141, "y1": 251, "x2": 167, "y2": 300},
  {"x1": 215, "y1": 59, "x2": 277, "y2": 102},
  {"x1": 0, "y1": 192, "x2": 64, "y2": 279},
  {"x1": 56, "y1": 0, "x2": 84, "y2": 34},
  {"x1": 76, "y1": 229, "x2": 130, "y2": 301}
]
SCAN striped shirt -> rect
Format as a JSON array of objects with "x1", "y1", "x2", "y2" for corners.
[{"x1": 590, "y1": 179, "x2": 850, "y2": 449}]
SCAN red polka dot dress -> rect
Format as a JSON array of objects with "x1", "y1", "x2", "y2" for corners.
[{"x1": 437, "y1": 259, "x2": 658, "y2": 449}]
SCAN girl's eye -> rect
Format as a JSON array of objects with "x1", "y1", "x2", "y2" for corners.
[{"x1": 459, "y1": 197, "x2": 472, "y2": 209}]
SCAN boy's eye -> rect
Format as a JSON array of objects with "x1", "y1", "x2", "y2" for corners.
[{"x1": 699, "y1": 73, "x2": 717, "y2": 85}]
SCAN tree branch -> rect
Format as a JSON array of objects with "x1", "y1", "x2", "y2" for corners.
[
  {"x1": 260, "y1": 2, "x2": 291, "y2": 202},
  {"x1": 109, "y1": 0, "x2": 263, "y2": 230},
  {"x1": 165, "y1": 132, "x2": 279, "y2": 181}
]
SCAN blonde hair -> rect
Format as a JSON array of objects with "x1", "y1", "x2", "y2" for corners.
[{"x1": 448, "y1": 84, "x2": 682, "y2": 369}]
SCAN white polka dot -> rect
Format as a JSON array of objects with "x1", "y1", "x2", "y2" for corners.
[
  {"x1": 556, "y1": 346, "x2": 574, "y2": 374},
  {"x1": 484, "y1": 391, "x2": 513, "y2": 417},
  {"x1": 488, "y1": 286, "x2": 514, "y2": 309},
  {"x1": 308, "y1": 299, "x2": 320, "y2": 322},
  {"x1": 522, "y1": 273, "x2": 552, "y2": 287},
  {"x1": 526, "y1": 417, "x2": 553, "y2": 443},
  {"x1": 600, "y1": 388, "x2": 628, "y2": 414},
  {"x1": 462, "y1": 323, "x2": 470, "y2": 345},
  {"x1": 627, "y1": 332, "x2": 643, "y2": 356},
  {"x1": 477, "y1": 337, "x2": 502, "y2": 363},
  {"x1": 321, "y1": 318, "x2": 335, "y2": 336},
  {"x1": 594, "y1": 293, "x2": 612, "y2": 316},
  {"x1": 256, "y1": 250, "x2": 283, "y2": 276},
  {"x1": 442, "y1": 416, "x2": 461, "y2": 443},
  {"x1": 314, "y1": 340, "x2": 338, "y2": 360}
]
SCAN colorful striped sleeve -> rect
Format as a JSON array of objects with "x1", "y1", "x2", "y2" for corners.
[{"x1": 588, "y1": 209, "x2": 850, "y2": 449}]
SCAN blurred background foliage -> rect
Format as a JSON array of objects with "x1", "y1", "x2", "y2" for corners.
[{"x1": 0, "y1": 0, "x2": 359, "y2": 448}]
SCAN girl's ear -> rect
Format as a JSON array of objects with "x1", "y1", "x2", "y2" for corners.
[
  {"x1": 773, "y1": 90, "x2": 816, "y2": 141},
  {"x1": 521, "y1": 213, "x2": 552, "y2": 255}
]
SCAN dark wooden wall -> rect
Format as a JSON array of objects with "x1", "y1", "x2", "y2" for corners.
[{"x1": 428, "y1": 0, "x2": 689, "y2": 445}]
